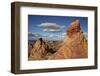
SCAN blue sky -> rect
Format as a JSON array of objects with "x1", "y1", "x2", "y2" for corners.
[{"x1": 28, "y1": 15, "x2": 88, "y2": 41}]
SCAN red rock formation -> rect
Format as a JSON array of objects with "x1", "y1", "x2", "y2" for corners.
[{"x1": 49, "y1": 20, "x2": 88, "y2": 59}]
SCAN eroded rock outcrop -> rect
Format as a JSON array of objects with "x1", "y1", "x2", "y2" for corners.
[
  {"x1": 29, "y1": 38, "x2": 56, "y2": 60},
  {"x1": 49, "y1": 20, "x2": 88, "y2": 59},
  {"x1": 29, "y1": 38, "x2": 49, "y2": 60}
]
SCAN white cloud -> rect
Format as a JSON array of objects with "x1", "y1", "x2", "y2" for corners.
[
  {"x1": 49, "y1": 34, "x2": 54, "y2": 38},
  {"x1": 41, "y1": 33, "x2": 64, "y2": 41},
  {"x1": 43, "y1": 28, "x2": 61, "y2": 32},
  {"x1": 38, "y1": 22, "x2": 64, "y2": 32}
]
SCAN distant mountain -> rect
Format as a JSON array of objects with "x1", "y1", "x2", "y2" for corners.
[{"x1": 28, "y1": 32, "x2": 42, "y2": 40}]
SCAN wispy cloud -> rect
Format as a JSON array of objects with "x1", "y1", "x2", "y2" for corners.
[
  {"x1": 28, "y1": 22, "x2": 66, "y2": 40},
  {"x1": 38, "y1": 22, "x2": 64, "y2": 32}
]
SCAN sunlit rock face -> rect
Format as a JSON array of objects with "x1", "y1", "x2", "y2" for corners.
[
  {"x1": 49, "y1": 20, "x2": 88, "y2": 59},
  {"x1": 29, "y1": 38, "x2": 56, "y2": 60},
  {"x1": 29, "y1": 38, "x2": 49, "y2": 60}
]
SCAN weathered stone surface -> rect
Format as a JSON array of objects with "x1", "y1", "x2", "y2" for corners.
[
  {"x1": 29, "y1": 38, "x2": 49, "y2": 60},
  {"x1": 29, "y1": 38, "x2": 56, "y2": 60},
  {"x1": 49, "y1": 20, "x2": 88, "y2": 59}
]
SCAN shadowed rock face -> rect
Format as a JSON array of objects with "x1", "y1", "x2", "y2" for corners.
[{"x1": 49, "y1": 20, "x2": 88, "y2": 59}]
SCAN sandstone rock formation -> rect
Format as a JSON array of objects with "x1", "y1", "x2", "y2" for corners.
[
  {"x1": 49, "y1": 20, "x2": 88, "y2": 59},
  {"x1": 29, "y1": 38, "x2": 56, "y2": 60}
]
